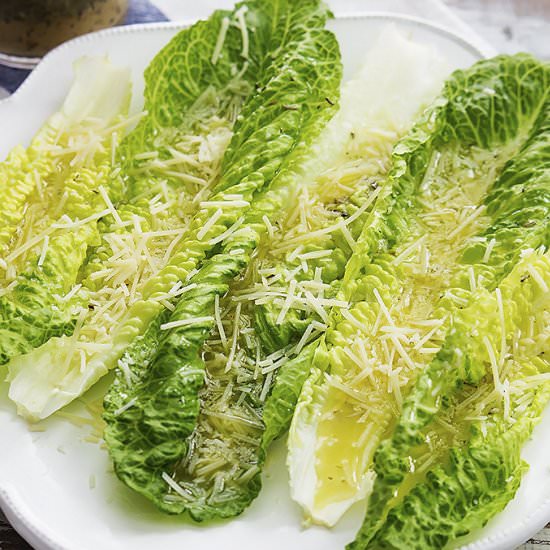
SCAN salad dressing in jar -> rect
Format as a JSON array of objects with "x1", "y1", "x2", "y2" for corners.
[{"x1": 0, "y1": 0, "x2": 128, "y2": 67}]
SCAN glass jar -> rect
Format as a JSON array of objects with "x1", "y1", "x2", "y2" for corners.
[{"x1": 0, "y1": 0, "x2": 129, "y2": 68}]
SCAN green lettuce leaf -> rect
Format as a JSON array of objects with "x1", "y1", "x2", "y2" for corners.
[
  {"x1": 288, "y1": 53, "x2": 550, "y2": 527},
  {"x1": 0, "y1": 57, "x2": 130, "y2": 257},
  {"x1": 261, "y1": 25, "x2": 452, "y2": 465},
  {"x1": 6, "y1": 0, "x2": 274, "y2": 420},
  {"x1": 0, "y1": 57, "x2": 131, "y2": 370},
  {"x1": 103, "y1": 23, "x2": 453, "y2": 522},
  {"x1": 351, "y1": 250, "x2": 550, "y2": 549},
  {"x1": 104, "y1": 0, "x2": 342, "y2": 519}
]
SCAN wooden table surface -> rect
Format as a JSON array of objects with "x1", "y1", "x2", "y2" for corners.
[{"x1": 1, "y1": 1, "x2": 549, "y2": 549}]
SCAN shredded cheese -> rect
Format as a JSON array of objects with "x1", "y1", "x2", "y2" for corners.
[
  {"x1": 527, "y1": 264, "x2": 549, "y2": 293},
  {"x1": 197, "y1": 208, "x2": 223, "y2": 240},
  {"x1": 113, "y1": 397, "x2": 137, "y2": 416},
  {"x1": 37, "y1": 235, "x2": 49, "y2": 267},
  {"x1": 160, "y1": 316, "x2": 214, "y2": 331},
  {"x1": 211, "y1": 16, "x2": 231, "y2": 65},
  {"x1": 208, "y1": 217, "x2": 244, "y2": 246},
  {"x1": 482, "y1": 237, "x2": 496, "y2": 263},
  {"x1": 234, "y1": 6, "x2": 249, "y2": 59}
]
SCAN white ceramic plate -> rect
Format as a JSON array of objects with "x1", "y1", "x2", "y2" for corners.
[{"x1": 1, "y1": 14, "x2": 547, "y2": 550}]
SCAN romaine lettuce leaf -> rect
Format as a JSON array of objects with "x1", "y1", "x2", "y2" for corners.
[
  {"x1": 351, "y1": 250, "x2": 550, "y2": 549},
  {"x1": 0, "y1": 57, "x2": 131, "y2": 371},
  {"x1": 102, "y1": 24, "x2": 453, "y2": 521},
  {"x1": 288, "y1": 53, "x2": 550, "y2": 527},
  {"x1": 103, "y1": 0, "x2": 342, "y2": 519},
  {"x1": 6, "y1": 0, "x2": 274, "y2": 420},
  {"x1": 0, "y1": 56, "x2": 130, "y2": 259},
  {"x1": 261, "y1": 25, "x2": 451, "y2": 451},
  {"x1": 0, "y1": 144, "x2": 51, "y2": 257}
]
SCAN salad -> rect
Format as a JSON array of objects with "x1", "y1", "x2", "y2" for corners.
[{"x1": 0, "y1": 1, "x2": 548, "y2": 549}]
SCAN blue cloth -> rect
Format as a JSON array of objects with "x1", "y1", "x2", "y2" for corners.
[
  {"x1": 0, "y1": 0, "x2": 168, "y2": 94},
  {"x1": 125, "y1": 0, "x2": 168, "y2": 24}
]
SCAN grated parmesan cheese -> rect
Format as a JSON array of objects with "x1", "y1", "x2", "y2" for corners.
[
  {"x1": 211, "y1": 16, "x2": 231, "y2": 65},
  {"x1": 160, "y1": 316, "x2": 214, "y2": 331}
]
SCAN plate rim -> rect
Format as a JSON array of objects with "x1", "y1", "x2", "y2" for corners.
[
  {"x1": 1, "y1": 12, "x2": 535, "y2": 550},
  {"x1": 0, "y1": 484, "x2": 67, "y2": 550},
  {"x1": 0, "y1": 11, "x2": 491, "y2": 108}
]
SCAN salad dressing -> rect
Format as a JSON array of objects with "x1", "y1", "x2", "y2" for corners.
[
  {"x1": 0, "y1": 0, "x2": 128, "y2": 57},
  {"x1": 311, "y1": 142, "x2": 517, "y2": 517},
  {"x1": 172, "y1": 135, "x2": 389, "y2": 505}
]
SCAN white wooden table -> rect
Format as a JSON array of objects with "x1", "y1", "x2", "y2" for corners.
[{"x1": 445, "y1": 0, "x2": 550, "y2": 59}]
